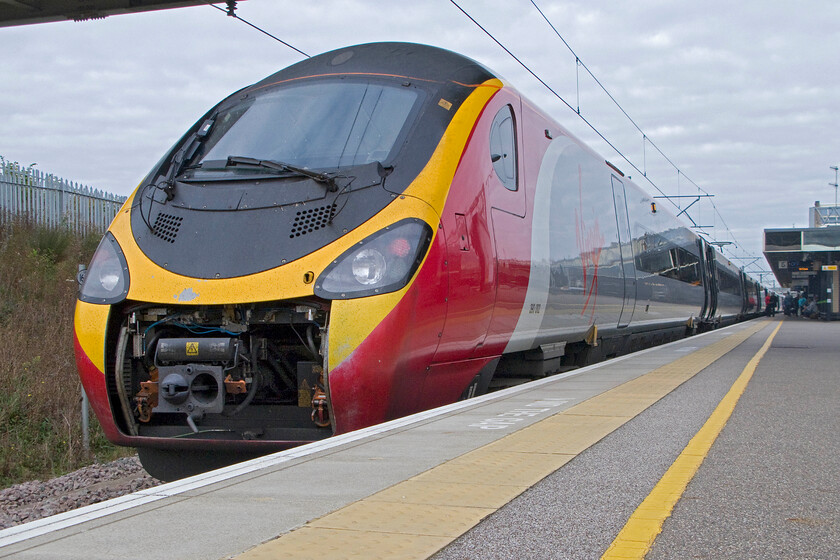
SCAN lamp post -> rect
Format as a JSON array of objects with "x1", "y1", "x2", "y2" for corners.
[{"x1": 831, "y1": 165, "x2": 838, "y2": 207}]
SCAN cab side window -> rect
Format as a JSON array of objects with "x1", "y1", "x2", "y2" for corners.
[{"x1": 489, "y1": 105, "x2": 517, "y2": 191}]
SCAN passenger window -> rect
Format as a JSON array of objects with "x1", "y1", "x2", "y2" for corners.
[{"x1": 489, "y1": 105, "x2": 517, "y2": 191}]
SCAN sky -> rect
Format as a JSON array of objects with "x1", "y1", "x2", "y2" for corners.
[{"x1": 1, "y1": 0, "x2": 839, "y2": 285}]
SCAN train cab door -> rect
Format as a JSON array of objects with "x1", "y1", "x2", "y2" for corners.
[
  {"x1": 485, "y1": 100, "x2": 529, "y2": 351},
  {"x1": 610, "y1": 176, "x2": 636, "y2": 327},
  {"x1": 433, "y1": 98, "x2": 525, "y2": 363}
]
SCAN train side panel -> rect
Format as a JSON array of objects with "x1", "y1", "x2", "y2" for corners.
[
  {"x1": 626, "y1": 196, "x2": 706, "y2": 329},
  {"x1": 502, "y1": 96, "x2": 708, "y2": 359}
]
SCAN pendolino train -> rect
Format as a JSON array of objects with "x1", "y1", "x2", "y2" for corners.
[{"x1": 74, "y1": 42, "x2": 765, "y2": 480}]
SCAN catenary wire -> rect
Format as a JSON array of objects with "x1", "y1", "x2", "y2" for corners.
[
  {"x1": 528, "y1": 0, "x2": 751, "y2": 260},
  {"x1": 450, "y1": 0, "x2": 754, "y2": 269},
  {"x1": 529, "y1": 1, "x2": 690, "y2": 186},
  {"x1": 204, "y1": 1, "x2": 310, "y2": 58},
  {"x1": 447, "y1": 0, "x2": 678, "y2": 208}
]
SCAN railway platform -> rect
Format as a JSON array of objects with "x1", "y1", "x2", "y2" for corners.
[{"x1": 1, "y1": 316, "x2": 837, "y2": 559}]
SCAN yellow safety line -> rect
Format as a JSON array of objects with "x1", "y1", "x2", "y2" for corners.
[{"x1": 601, "y1": 322, "x2": 783, "y2": 559}]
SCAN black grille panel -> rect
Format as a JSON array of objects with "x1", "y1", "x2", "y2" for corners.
[
  {"x1": 153, "y1": 213, "x2": 183, "y2": 243},
  {"x1": 290, "y1": 204, "x2": 336, "y2": 238}
]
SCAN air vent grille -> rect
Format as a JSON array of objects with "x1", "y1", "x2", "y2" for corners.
[
  {"x1": 153, "y1": 213, "x2": 183, "y2": 243},
  {"x1": 290, "y1": 204, "x2": 336, "y2": 238}
]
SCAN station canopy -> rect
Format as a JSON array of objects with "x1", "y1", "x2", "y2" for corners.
[
  {"x1": 764, "y1": 227, "x2": 840, "y2": 287},
  {"x1": 0, "y1": 0, "x2": 221, "y2": 27}
]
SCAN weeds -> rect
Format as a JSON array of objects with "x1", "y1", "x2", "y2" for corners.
[{"x1": 0, "y1": 220, "x2": 130, "y2": 488}]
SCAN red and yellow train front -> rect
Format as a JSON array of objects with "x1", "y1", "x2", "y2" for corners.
[{"x1": 73, "y1": 43, "x2": 515, "y2": 477}]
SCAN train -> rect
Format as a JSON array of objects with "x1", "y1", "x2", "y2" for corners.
[{"x1": 74, "y1": 42, "x2": 766, "y2": 480}]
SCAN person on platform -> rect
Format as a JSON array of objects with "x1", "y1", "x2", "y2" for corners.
[
  {"x1": 783, "y1": 292, "x2": 794, "y2": 316},
  {"x1": 768, "y1": 292, "x2": 778, "y2": 317},
  {"x1": 798, "y1": 293, "x2": 807, "y2": 317},
  {"x1": 804, "y1": 297, "x2": 819, "y2": 319}
]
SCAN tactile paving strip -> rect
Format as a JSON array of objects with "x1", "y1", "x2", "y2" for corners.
[{"x1": 235, "y1": 320, "x2": 770, "y2": 560}]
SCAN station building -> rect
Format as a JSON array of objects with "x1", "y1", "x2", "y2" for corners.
[{"x1": 764, "y1": 202, "x2": 840, "y2": 320}]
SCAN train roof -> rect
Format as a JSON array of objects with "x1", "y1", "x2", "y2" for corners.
[{"x1": 252, "y1": 42, "x2": 497, "y2": 89}]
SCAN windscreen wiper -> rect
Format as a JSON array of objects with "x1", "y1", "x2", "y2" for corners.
[
  {"x1": 136, "y1": 117, "x2": 216, "y2": 233},
  {"x1": 225, "y1": 156, "x2": 337, "y2": 192}
]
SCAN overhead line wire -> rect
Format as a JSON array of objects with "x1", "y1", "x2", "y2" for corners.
[
  {"x1": 448, "y1": 0, "x2": 678, "y2": 210},
  {"x1": 528, "y1": 0, "x2": 752, "y2": 257},
  {"x1": 452, "y1": 0, "x2": 752, "y2": 263},
  {"x1": 529, "y1": 0, "x2": 693, "y2": 189},
  {"x1": 204, "y1": 1, "x2": 310, "y2": 58}
]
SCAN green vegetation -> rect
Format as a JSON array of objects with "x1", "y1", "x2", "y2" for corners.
[{"x1": 0, "y1": 219, "x2": 131, "y2": 488}]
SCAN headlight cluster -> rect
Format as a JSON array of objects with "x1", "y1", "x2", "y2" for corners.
[
  {"x1": 79, "y1": 233, "x2": 130, "y2": 304},
  {"x1": 315, "y1": 218, "x2": 433, "y2": 299}
]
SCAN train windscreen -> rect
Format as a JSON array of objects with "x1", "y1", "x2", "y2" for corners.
[{"x1": 195, "y1": 80, "x2": 421, "y2": 171}]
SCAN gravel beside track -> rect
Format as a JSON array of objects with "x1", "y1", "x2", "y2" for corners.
[{"x1": 0, "y1": 457, "x2": 160, "y2": 530}]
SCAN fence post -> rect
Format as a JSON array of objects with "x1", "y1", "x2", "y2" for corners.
[
  {"x1": 59, "y1": 175, "x2": 66, "y2": 229},
  {"x1": 81, "y1": 386, "x2": 90, "y2": 453}
]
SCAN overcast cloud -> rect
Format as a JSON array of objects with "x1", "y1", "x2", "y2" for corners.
[{"x1": 1, "y1": 0, "x2": 838, "y2": 282}]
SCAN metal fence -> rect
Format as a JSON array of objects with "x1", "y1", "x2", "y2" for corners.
[{"x1": 0, "y1": 162, "x2": 127, "y2": 235}]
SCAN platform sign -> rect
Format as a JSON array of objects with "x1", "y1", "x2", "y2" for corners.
[{"x1": 822, "y1": 265, "x2": 838, "y2": 271}]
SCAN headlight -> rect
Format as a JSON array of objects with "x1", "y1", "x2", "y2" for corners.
[
  {"x1": 352, "y1": 249, "x2": 387, "y2": 285},
  {"x1": 315, "y1": 218, "x2": 433, "y2": 299},
  {"x1": 79, "y1": 233, "x2": 130, "y2": 304}
]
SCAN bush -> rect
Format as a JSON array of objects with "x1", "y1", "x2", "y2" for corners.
[
  {"x1": 0, "y1": 221, "x2": 131, "y2": 487},
  {"x1": 30, "y1": 225, "x2": 75, "y2": 264}
]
